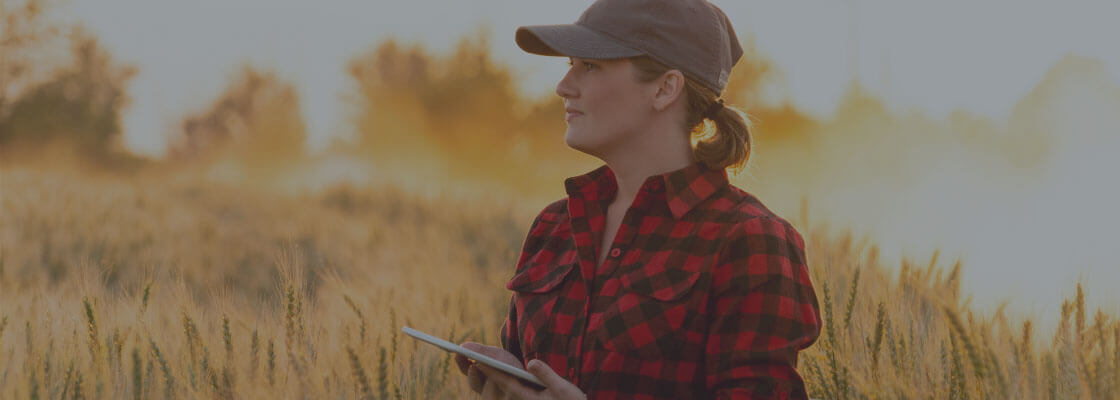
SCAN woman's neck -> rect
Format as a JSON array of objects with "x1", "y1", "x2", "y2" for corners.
[{"x1": 602, "y1": 131, "x2": 694, "y2": 206}]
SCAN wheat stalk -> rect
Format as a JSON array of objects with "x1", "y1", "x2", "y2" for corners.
[
  {"x1": 346, "y1": 346, "x2": 373, "y2": 400},
  {"x1": 948, "y1": 330, "x2": 969, "y2": 400},
  {"x1": 1114, "y1": 324, "x2": 1119, "y2": 399},
  {"x1": 131, "y1": 347, "x2": 142, "y2": 400},
  {"x1": 343, "y1": 295, "x2": 368, "y2": 345},
  {"x1": 981, "y1": 332, "x2": 1008, "y2": 398},
  {"x1": 83, "y1": 298, "x2": 100, "y2": 361},
  {"x1": 267, "y1": 338, "x2": 276, "y2": 386},
  {"x1": 222, "y1": 314, "x2": 233, "y2": 363},
  {"x1": 869, "y1": 300, "x2": 887, "y2": 376},
  {"x1": 843, "y1": 268, "x2": 860, "y2": 330},
  {"x1": 1075, "y1": 283, "x2": 1086, "y2": 350},
  {"x1": 73, "y1": 370, "x2": 85, "y2": 400},
  {"x1": 378, "y1": 346, "x2": 389, "y2": 400},
  {"x1": 0, "y1": 315, "x2": 7, "y2": 372},
  {"x1": 148, "y1": 339, "x2": 175, "y2": 399},
  {"x1": 1017, "y1": 320, "x2": 1036, "y2": 396},
  {"x1": 285, "y1": 286, "x2": 299, "y2": 357},
  {"x1": 944, "y1": 305, "x2": 986, "y2": 381},
  {"x1": 220, "y1": 366, "x2": 234, "y2": 400},
  {"x1": 803, "y1": 355, "x2": 826, "y2": 397},
  {"x1": 139, "y1": 283, "x2": 151, "y2": 317},
  {"x1": 389, "y1": 309, "x2": 399, "y2": 363},
  {"x1": 181, "y1": 312, "x2": 200, "y2": 388},
  {"x1": 60, "y1": 359, "x2": 74, "y2": 400},
  {"x1": 249, "y1": 329, "x2": 260, "y2": 382},
  {"x1": 1043, "y1": 352, "x2": 1058, "y2": 399},
  {"x1": 819, "y1": 282, "x2": 850, "y2": 398},
  {"x1": 29, "y1": 366, "x2": 41, "y2": 400}
]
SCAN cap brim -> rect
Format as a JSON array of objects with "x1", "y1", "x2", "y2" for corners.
[{"x1": 516, "y1": 24, "x2": 644, "y2": 59}]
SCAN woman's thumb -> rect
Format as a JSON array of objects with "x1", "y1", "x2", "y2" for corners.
[{"x1": 527, "y1": 360, "x2": 563, "y2": 387}]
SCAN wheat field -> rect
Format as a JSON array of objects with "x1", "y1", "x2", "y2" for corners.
[{"x1": 0, "y1": 167, "x2": 1116, "y2": 399}]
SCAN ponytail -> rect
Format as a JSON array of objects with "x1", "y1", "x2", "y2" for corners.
[
  {"x1": 630, "y1": 56, "x2": 752, "y2": 170},
  {"x1": 693, "y1": 101, "x2": 751, "y2": 170}
]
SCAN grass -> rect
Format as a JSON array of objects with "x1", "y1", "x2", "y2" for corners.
[{"x1": 0, "y1": 167, "x2": 1116, "y2": 398}]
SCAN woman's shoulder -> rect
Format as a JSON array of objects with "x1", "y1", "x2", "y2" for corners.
[
  {"x1": 710, "y1": 188, "x2": 810, "y2": 285},
  {"x1": 719, "y1": 185, "x2": 797, "y2": 228},
  {"x1": 533, "y1": 197, "x2": 570, "y2": 224},
  {"x1": 516, "y1": 197, "x2": 574, "y2": 261},
  {"x1": 712, "y1": 185, "x2": 806, "y2": 258},
  {"x1": 507, "y1": 198, "x2": 577, "y2": 287}
]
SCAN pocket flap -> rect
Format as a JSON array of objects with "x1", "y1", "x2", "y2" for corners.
[
  {"x1": 619, "y1": 258, "x2": 704, "y2": 301},
  {"x1": 506, "y1": 257, "x2": 577, "y2": 294}
]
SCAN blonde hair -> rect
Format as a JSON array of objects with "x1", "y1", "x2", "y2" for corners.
[{"x1": 630, "y1": 56, "x2": 751, "y2": 170}]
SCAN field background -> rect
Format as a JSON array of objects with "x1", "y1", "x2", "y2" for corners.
[{"x1": 2, "y1": 0, "x2": 1119, "y2": 398}]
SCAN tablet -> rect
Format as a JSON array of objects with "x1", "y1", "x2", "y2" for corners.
[{"x1": 401, "y1": 326, "x2": 546, "y2": 390}]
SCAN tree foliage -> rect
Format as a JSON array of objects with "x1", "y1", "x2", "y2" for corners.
[
  {"x1": 0, "y1": 0, "x2": 65, "y2": 120},
  {"x1": 169, "y1": 66, "x2": 307, "y2": 170},
  {"x1": 345, "y1": 30, "x2": 578, "y2": 188},
  {"x1": 0, "y1": 24, "x2": 139, "y2": 168}
]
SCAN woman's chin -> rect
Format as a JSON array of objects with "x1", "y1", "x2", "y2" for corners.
[
  {"x1": 567, "y1": 129, "x2": 615, "y2": 157},
  {"x1": 563, "y1": 131, "x2": 582, "y2": 149},
  {"x1": 565, "y1": 133, "x2": 589, "y2": 151}
]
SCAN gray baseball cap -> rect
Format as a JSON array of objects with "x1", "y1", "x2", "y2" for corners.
[{"x1": 515, "y1": 0, "x2": 744, "y2": 94}]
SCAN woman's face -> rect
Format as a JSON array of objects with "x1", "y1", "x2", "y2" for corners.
[{"x1": 556, "y1": 57, "x2": 654, "y2": 158}]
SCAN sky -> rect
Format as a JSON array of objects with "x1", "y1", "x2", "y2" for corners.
[
  {"x1": 63, "y1": 0, "x2": 1120, "y2": 156},
  {"x1": 56, "y1": 0, "x2": 1120, "y2": 327}
]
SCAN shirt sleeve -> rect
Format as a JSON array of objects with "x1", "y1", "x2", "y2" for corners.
[
  {"x1": 500, "y1": 294, "x2": 524, "y2": 363},
  {"x1": 705, "y1": 217, "x2": 822, "y2": 399},
  {"x1": 499, "y1": 201, "x2": 564, "y2": 365}
]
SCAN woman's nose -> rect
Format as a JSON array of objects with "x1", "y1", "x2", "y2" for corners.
[{"x1": 555, "y1": 70, "x2": 577, "y2": 99}]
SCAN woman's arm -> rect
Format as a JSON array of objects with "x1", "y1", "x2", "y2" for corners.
[
  {"x1": 501, "y1": 295, "x2": 524, "y2": 363},
  {"x1": 705, "y1": 217, "x2": 823, "y2": 399}
]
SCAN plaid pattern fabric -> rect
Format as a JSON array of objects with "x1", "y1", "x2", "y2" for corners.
[{"x1": 501, "y1": 162, "x2": 822, "y2": 399}]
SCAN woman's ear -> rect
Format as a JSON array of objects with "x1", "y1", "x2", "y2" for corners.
[{"x1": 651, "y1": 70, "x2": 685, "y2": 112}]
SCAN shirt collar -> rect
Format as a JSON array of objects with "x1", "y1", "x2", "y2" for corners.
[{"x1": 563, "y1": 162, "x2": 729, "y2": 219}]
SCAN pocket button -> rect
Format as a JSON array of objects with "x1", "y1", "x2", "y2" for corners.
[{"x1": 609, "y1": 248, "x2": 621, "y2": 257}]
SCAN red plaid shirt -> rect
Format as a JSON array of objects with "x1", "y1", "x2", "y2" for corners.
[{"x1": 500, "y1": 162, "x2": 822, "y2": 399}]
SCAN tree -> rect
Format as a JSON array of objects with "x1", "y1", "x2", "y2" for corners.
[
  {"x1": 0, "y1": 27, "x2": 138, "y2": 167},
  {"x1": 345, "y1": 30, "x2": 581, "y2": 187},
  {"x1": 169, "y1": 65, "x2": 307, "y2": 170},
  {"x1": 0, "y1": 0, "x2": 65, "y2": 121}
]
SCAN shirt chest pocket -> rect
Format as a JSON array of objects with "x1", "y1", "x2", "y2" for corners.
[
  {"x1": 506, "y1": 259, "x2": 578, "y2": 360},
  {"x1": 594, "y1": 258, "x2": 708, "y2": 361}
]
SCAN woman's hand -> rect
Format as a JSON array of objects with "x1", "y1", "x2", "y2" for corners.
[
  {"x1": 455, "y1": 342, "x2": 586, "y2": 400},
  {"x1": 455, "y1": 342, "x2": 516, "y2": 395}
]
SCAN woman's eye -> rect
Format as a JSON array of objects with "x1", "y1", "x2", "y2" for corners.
[{"x1": 567, "y1": 60, "x2": 597, "y2": 71}]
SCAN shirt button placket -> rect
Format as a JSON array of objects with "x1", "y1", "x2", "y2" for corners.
[{"x1": 573, "y1": 247, "x2": 620, "y2": 386}]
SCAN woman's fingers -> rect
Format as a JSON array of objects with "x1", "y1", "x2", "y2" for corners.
[
  {"x1": 467, "y1": 364, "x2": 487, "y2": 393},
  {"x1": 527, "y1": 360, "x2": 566, "y2": 389},
  {"x1": 459, "y1": 342, "x2": 528, "y2": 397},
  {"x1": 461, "y1": 342, "x2": 522, "y2": 365},
  {"x1": 476, "y1": 364, "x2": 542, "y2": 399},
  {"x1": 454, "y1": 353, "x2": 472, "y2": 376},
  {"x1": 527, "y1": 360, "x2": 585, "y2": 399},
  {"x1": 477, "y1": 361, "x2": 587, "y2": 400},
  {"x1": 481, "y1": 377, "x2": 505, "y2": 400}
]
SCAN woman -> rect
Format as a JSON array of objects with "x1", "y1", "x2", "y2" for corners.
[{"x1": 455, "y1": 0, "x2": 822, "y2": 398}]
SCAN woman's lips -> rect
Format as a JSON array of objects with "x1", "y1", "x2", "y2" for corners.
[{"x1": 565, "y1": 108, "x2": 583, "y2": 121}]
